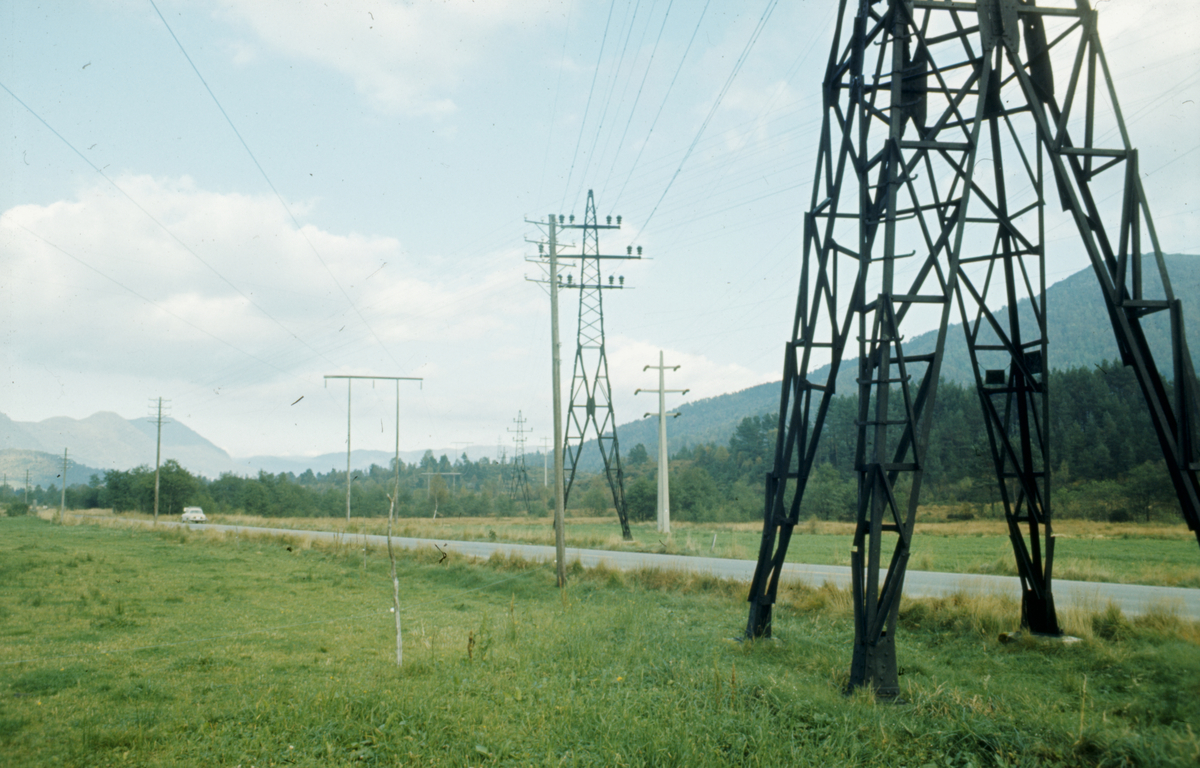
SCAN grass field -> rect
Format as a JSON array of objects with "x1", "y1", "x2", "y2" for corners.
[
  {"x1": 71, "y1": 508, "x2": 1200, "y2": 589},
  {"x1": 2, "y1": 516, "x2": 1199, "y2": 766}
]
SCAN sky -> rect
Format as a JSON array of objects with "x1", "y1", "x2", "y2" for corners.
[{"x1": 1, "y1": 0, "x2": 1198, "y2": 464}]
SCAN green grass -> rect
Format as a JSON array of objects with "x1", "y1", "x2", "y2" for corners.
[{"x1": 3, "y1": 517, "x2": 1199, "y2": 766}]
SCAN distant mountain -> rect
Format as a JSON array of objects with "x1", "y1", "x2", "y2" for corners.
[
  {"x1": 587, "y1": 254, "x2": 1200, "y2": 465},
  {"x1": 0, "y1": 412, "x2": 503, "y2": 482},
  {"x1": 0, "y1": 412, "x2": 235, "y2": 479}
]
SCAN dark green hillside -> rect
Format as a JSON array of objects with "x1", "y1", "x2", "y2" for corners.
[{"x1": 598, "y1": 254, "x2": 1200, "y2": 464}]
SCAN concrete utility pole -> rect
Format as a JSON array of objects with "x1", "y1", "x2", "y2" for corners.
[
  {"x1": 148, "y1": 397, "x2": 170, "y2": 522},
  {"x1": 636, "y1": 351, "x2": 689, "y2": 535},
  {"x1": 324, "y1": 375, "x2": 423, "y2": 520}
]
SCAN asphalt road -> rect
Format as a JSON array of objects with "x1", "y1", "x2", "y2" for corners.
[{"x1": 89, "y1": 515, "x2": 1200, "y2": 621}]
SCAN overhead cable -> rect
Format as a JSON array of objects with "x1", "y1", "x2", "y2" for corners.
[
  {"x1": 148, "y1": 0, "x2": 403, "y2": 371},
  {"x1": 634, "y1": 0, "x2": 781, "y2": 241}
]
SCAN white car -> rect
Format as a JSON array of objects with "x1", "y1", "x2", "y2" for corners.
[{"x1": 181, "y1": 506, "x2": 207, "y2": 523}]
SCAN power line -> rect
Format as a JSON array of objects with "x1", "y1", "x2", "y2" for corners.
[
  {"x1": 10, "y1": 224, "x2": 295, "y2": 378},
  {"x1": 0, "y1": 78, "x2": 336, "y2": 369},
  {"x1": 147, "y1": 0, "x2": 402, "y2": 371},
  {"x1": 571, "y1": 0, "x2": 647, "y2": 212},
  {"x1": 611, "y1": 0, "x2": 712, "y2": 208},
  {"x1": 634, "y1": 0, "x2": 781, "y2": 240},
  {"x1": 600, "y1": 0, "x2": 676, "y2": 202},
  {"x1": 537, "y1": 0, "x2": 576, "y2": 203},
  {"x1": 560, "y1": 0, "x2": 620, "y2": 212}
]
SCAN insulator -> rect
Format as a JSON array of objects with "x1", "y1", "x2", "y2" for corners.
[
  {"x1": 606, "y1": 215, "x2": 612, "y2": 225},
  {"x1": 608, "y1": 275, "x2": 614, "y2": 285},
  {"x1": 626, "y1": 245, "x2": 632, "y2": 255},
  {"x1": 558, "y1": 215, "x2": 564, "y2": 224},
  {"x1": 567, "y1": 274, "x2": 573, "y2": 285},
  {"x1": 619, "y1": 275, "x2": 625, "y2": 285},
  {"x1": 637, "y1": 246, "x2": 643, "y2": 255},
  {"x1": 538, "y1": 243, "x2": 544, "y2": 254},
  {"x1": 616, "y1": 215, "x2": 622, "y2": 225},
  {"x1": 569, "y1": 215, "x2": 575, "y2": 223}
]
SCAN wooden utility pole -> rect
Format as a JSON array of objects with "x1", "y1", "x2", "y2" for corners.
[
  {"x1": 525, "y1": 212, "x2": 569, "y2": 586},
  {"x1": 148, "y1": 397, "x2": 168, "y2": 522},
  {"x1": 58, "y1": 448, "x2": 68, "y2": 523},
  {"x1": 346, "y1": 380, "x2": 352, "y2": 519},
  {"x1": 548, "y1": 214, "x2": 567, "y2": 587}
]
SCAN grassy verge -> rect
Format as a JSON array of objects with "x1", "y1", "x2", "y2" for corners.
[
  {"x1": 3, "y1": 516, "x2": 1199, "y2": 766},
  {"x1": 65, "y1": 508, "x2": 1200, "y2": 588}
]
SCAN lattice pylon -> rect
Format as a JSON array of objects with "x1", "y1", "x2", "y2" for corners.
[
  {"x1": 507, "y1": 411, "x2": 534, "y2": 514},
  {"x1": 558, "y1": 190, "x2": 641, "y2": 540},
  {"x1": 745, "y1": 0, "x2": 1199, "y2": 697}
]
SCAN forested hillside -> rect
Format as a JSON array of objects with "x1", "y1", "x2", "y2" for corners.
[
  {"x1": 630, "y1": 363, "x2": 1179, "y2": 525},
  {"x1": 612, "y1": 254, "x2": 1199, "y2": 460}
]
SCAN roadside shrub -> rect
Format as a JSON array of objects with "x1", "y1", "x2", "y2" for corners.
[
  {"x1": 1092, "y1": 603, "x2": 1131, "y2": 641},
  {"x1": 6, "y1": 501, "x2": 30, "y2": 517}
]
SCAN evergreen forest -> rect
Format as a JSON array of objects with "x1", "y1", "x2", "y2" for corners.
[{"x1": 2, "y1": 363, "x2": 1183, "y2": 527}]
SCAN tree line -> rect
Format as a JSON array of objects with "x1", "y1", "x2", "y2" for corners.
[
  {"x1": 621, "y1": 362, "x2": 1181, "y2": 524},
  {"x1": 3, "y1": 363, "x2": 1182, "y2": 525}
]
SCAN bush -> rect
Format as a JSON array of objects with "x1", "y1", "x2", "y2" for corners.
[
  {"x1": 6, "y1": 501, "x2": 30, "y2": 517},
  {"x1": 1107, "y1": 507, "x2": 1133, "y2": 523}
]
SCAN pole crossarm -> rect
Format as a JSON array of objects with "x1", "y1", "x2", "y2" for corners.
[
  {"x1": 744, "y1": 0, "x2": 1199, "y2": 699},
  {"x1": 324, "y1": 375, "x2": 424, "y2": 519},
  {"x1": 323, "y1": 376, "x2": 424, "y2": 384},
  {"x1": 636, "y1": 351, "x2": 689, "y2": 534},
  {"x1": 528, "y1": 190, "x2": 642, "y2": 541}
]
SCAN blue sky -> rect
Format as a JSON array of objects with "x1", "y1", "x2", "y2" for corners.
[{"x1": 1, "y1": 0, "x2": 1197, "y2": 462}]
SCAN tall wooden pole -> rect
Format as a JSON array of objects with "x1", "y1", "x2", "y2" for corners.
[
  {"x1": 549, "y1": 213, "x2": 567, "y2": 588},
  {"x1": 58, "y1": 448, "x2": 67, "y2": 524},
  {"x1": 153, "y1": 397, "x2": 163, "y2": 522},
  {"x1": 346, "y1": 379, "x2": 352, "y2": 520}
]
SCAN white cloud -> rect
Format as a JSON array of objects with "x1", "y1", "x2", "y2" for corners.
[
  {"x1": 607, "y1": 335, "x2": 774, "y2": 416},
  {"x1": 0, "y1": 175, "x2": 546, "y2": 455},
  {"x1": 212, "y1": 0, "x2": 560, "y2": 115}
]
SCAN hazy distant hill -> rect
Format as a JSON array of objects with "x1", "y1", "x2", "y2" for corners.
[
  {"x1": 0, "y1": 412, "x2": 236, "y2": 479},
  {"x1": 0, "y1": 410, "x2": 502, "y2": 481},
  {"x1": 591, "y1": 254, "x2": 1200, "y2": 465},
  {"x1": 0, "y1": 449, "x2": 106, "y2": 491}
]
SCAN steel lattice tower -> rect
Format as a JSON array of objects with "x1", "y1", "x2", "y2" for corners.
[
  {"x1": 745, "y1": 0, "x2": 1200, "y2": 697},
  {"x1": 558, "y1": 190, "x2": 641, "y2": 540},
  {"x1": 507, "y1": 411, "x2": 535, "y2": 514}
]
